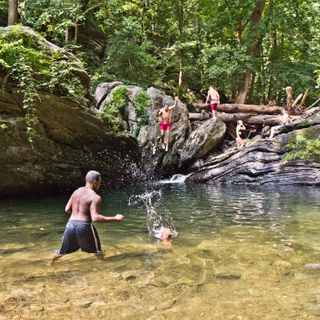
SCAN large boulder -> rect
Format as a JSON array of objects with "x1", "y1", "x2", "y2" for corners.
[
  {"x1": 0, "y1": 28, "x2": 140, "y2": 197},
  {"x1": 0, "y1": 88, "x2": 139, "y2": 196},
  {"x1": 95, "y1": 83, "x2": 191, "y2": 176},
  {"x1": 141, "y1": 87, "x2": 191, "y2": 176},
  {"x1": 95, "y1": 81, "x2": 123, "y2": 110},
  {"x1": 179, "y1": 118, "x2": 226, "y2": 168}
]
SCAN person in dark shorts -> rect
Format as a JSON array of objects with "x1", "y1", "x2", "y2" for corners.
[{"x1": 51, "y1": 170, "x2": 124, "y2": 264}]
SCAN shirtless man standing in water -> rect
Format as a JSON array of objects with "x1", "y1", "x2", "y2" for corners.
[
  {"x1": 51, "y1": 170, "x2": 124, "y2": 264},
  {"x1": 158, "y1": 96, "x2": 179, "y2": 151},
  {"x1": 205, "y1": 86, "x2": 220, "y2": 119}
]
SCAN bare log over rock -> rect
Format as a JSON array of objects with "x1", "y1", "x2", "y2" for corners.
[
  {"x1": 196, "y1": 102, "x2": 282, "y2": 114},
  {"x1": 189, "y1": 112, "x2": 281, "y2": 125}
]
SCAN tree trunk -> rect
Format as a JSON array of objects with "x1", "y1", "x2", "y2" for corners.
[
  {"x1": 189, "y1": 112, "x2": 281, "y2": 126},
  {"x1": 196, "y1": 103, "x2": 282, "y2": 114},
  {"x1": 236, "y1": 0, "x2": 266, "y2": 104},
  {"x1": 286, "y1": 86, "x2": 293, "y2": 112},
  {"x1": 299, "y1": 89, "x2": 308, "y2": 108},
  {"x1": 8, "y1": 0, "x2": 18, "y2": 26},
  {"x1": 177, "y1": 0, "x2": 185, "y2": 94},
  {"x1": 65, "y1": 27, "x2": 69, "y2": 45}
]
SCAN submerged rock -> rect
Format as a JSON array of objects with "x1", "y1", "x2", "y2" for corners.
[
  {"x1": 215, "y1": 274, "x2": 241, "y2": 280},
  {"x1": 304, "y1": 264, "x2": 320, "y2": 269}
]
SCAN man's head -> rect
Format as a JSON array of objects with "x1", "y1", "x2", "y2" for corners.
[
  {"x1": 162, "y1": 100, "x2": 169, "y2": 110},
  {"x1": 237, "y1": 120, "x2": 244, "y2": 126},
  {"x1": 85, "y1": 170, "x2": 101, "y2": 190},
  {"x1": 160, "y1": 228, "x2": 172, "y2": 240}
]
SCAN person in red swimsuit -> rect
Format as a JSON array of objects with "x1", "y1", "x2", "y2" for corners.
[
  {"x1": 205, "y1": 86, "x2": 220, "y2": 119},
  {"x1": 158, "y1": 96, "x2": 179, "y2": 151}
]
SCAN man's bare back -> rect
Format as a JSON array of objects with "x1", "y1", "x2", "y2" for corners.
[
  {"x1": 207, "y1": 87, "x2": 219, "y2": 101},
  {"x1": 66, "y1": 187, "x2": 100, "y2": 222}
]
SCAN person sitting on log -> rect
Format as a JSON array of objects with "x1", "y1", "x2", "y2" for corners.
[
  {"x1": 236, "y1": 120, "x2": 246, "y2": 148},
  {"x1": 205, "y1": 86, "x2": 220, "y2": 119},
  {"x1": 158, "y1": 96, "x2": 179, "y2": 151},
  {"x1": 269, "y1": 108, "x2": 292, "y2": 139}
]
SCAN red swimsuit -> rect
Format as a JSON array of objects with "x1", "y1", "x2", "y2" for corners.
[
  {"x1": 160, "y1": 121, "x2": 171, "y2": 131},
  {"x1": 210, "y1": 98, "x2": 218, "y2": 111}
]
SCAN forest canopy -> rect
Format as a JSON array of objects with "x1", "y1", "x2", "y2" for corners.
[{"x1": 2, "y1": 0, "x2": 320, "y2": 105}]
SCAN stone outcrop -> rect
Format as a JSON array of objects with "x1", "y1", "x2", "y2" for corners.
[
  {"x1": 0, "y1": 88, "x2": 139, "y2": 196},
  {"x1": 0, "y1": 28, "x2": 140, "y2": 197},
  {"x1": 94, "y1": 82, "x2": 320, "y2": 186},
  {"x1": 95, "y1": 83, "x2": 192, "y2": 176},
  {"x1": 186, "y1": 119, "x2": 320, "y2": 185},
  {"x1": 179, "y1": 118, "x2": 226, "y2": 168}
]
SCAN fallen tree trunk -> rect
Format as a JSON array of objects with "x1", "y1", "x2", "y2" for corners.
[
  {"x1": 196, "y1": 102, "x2": 282, "y2": 114},
  {"x1": 189, "y1": 112, "x2": 281, "y2": 125}
]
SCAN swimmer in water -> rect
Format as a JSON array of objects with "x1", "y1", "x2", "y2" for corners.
[
  {"x1": 159, "y1": 227, "x2": 173, "y2": 244},
  {"x1": 153, "y1": 226, "x2": 174, "y2": 245}
]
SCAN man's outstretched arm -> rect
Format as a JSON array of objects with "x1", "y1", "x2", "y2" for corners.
[
  {"x1": 90, "y1": 196, "x2": 124, "y2": 223},
  {"x1": 169, "y1": 96, "x2": 179, "y2": 110}
]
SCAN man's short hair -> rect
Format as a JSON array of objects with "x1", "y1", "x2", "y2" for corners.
[{"x1": 85, "y1": 170, "x2": 101, "y2": 184}]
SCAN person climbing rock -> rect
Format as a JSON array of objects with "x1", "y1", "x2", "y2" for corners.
[
  {"x1": 205, "y1": 86, "x2": 220, "y2": 119},
  {"x1": 51, "y1": 170, "x2": 124, "y2": 264},
  {"x1": 158, "y1": 96, "x2": 179, "y2": 151},
  {"x1": 236, "y1": 120, "x2": 246, "y2": 148},
  {"x1": 269, "y1": 108, "x2": 292, "y2": 139}
]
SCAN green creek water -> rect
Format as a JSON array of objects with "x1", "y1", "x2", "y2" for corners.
[{"x1": 0, "y1": 184, "x2": 320, "y2": 319}]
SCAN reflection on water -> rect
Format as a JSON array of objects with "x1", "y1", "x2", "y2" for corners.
[{"x1": 0, "y1": 185, "x2": 320, "y2": 319}]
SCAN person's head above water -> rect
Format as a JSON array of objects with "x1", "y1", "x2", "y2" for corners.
[
  {"x1": 160, "y1": 228, "x2": 173, "y2": 241},
  {"x1": 85, "y1": 170, "x2": 101, "y2": 190}
]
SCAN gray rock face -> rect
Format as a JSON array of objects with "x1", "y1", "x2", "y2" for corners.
[
  {"x1": 186, "y1": 124, "x2": 320, "y2": 185},
  {"x1": 95, "y1": 83, "x2": 191, "y2": 176},
  {"x1": 0, "y1": 89, "x2": 139, "y2": 196},
  {"x1": 179, "y1": 118, "x2": 226, "y2": 168},
  {"x1": 95, "y1": 81, "x2": 123, "y2": 109},
  {"x1": 142, "y1": 87, "x2": 190, "y2": 175},
  {"x1": 0, "y1": 29, "x2": 139, "y2": 197}
]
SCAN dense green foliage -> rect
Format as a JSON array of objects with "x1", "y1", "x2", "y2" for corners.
[
  {"x1": 98, "y1": 86, "x2": 129, "y2": 134},
  {"x1": 135, "y1": 90, "x2": 149, "y2": 125},
  {"x1": 15, "y1": 0, "x2": 319, "y2": 105},
  {"x1": 285, "y1": 130, "x2": 320, "y2": 161},
  {"x1": 0, "y1": 27, "x2": 87, "y2": 142}
]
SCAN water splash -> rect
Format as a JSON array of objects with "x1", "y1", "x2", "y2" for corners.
[
  {"x1": 128, "y1": 190, "x2": 177, "y2": 239},
  {"x1": 158, "y1": 173, "x2": 191, "y2": 184}
]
